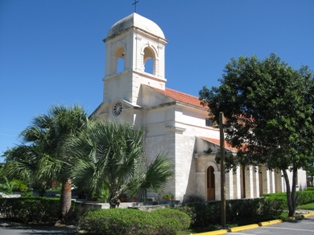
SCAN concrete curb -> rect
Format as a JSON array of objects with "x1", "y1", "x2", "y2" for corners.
[
  {"x1": 227, "y1": 224, "x2": 259, "y2": 232},
  {"x1": 302, "y1": 212, "x2": 314, "y2": 218},
  {"x1": 190, "y1": 229, "x2": 227, "y2": 235},
  {"x1": 283, "y1": 216, "x2": 302, "y2": 221},
  {"x1": 258, "y1": 219, "x2": 282, "y2": 226}
]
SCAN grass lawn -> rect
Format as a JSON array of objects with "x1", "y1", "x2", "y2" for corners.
[{"x1": 298, "y1": 203, "x2": 314, "y2": 210}]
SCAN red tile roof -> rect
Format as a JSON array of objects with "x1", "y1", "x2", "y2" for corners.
[
  {"x1": 149, "y1": 86, "x2": 207, "y2": 109},
  {"x1": 200, "y1": 136, "x2": 239, "y2": 152}
]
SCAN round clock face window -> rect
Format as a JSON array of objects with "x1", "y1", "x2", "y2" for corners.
[{"x1": 113, "y1": 101, "x2": 123, "y2": 116}]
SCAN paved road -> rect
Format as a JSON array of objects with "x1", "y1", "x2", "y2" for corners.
[
  {"x1": 0, "y1": 225, "x2": 77, "y2": 235},
  {"x1": 1, "y1": 217, "x2": 313, "y2": 235},
  {"x1": 230, "y1": 216, "x2": 314, "y2": 235}
]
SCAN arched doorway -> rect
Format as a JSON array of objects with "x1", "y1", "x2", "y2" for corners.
[{"x1": 207, "y1": 166, "x2": 215, "y2": 200}]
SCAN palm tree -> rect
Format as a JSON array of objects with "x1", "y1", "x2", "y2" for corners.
[
  {"x1": 3, "y1": 105, "x2": 88, "y2": 221},
  {"x1": 70, "y1": 120, "x2": 174, "y2": 208},
  {"x1": 135, "y1": 153, "x2": 174, "y2": 202},
  {"x1": 2, "y1": 146, "x2": 36, "y2": 187}
]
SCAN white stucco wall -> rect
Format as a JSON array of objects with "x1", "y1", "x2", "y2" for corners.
[
  {"x1": 144, "y1": 131, "x2": 176, "y2": 197},
  {"x1": 174, "y1": 134, "x2": 195, "y2": 200},
  {"x1": 298, "y1": 169, "x2": 307, "y2": 190}
]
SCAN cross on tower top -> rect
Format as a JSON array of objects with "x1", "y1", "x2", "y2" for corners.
[{"x1": 132, "y1": 0, "x2": 139, "y2": 13}]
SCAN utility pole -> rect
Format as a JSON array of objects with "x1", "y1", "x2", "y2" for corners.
[{"x1": 220, "y1": 112, "x2": 226, "y2": 228}]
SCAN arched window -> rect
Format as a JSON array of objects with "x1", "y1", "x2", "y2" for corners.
[
  {"x1": 207, "y1": 166, "x2": 215, "y2": 200},
  {"x1": 115, "y1": 46, "x2": 125, "y2": 73},
  {"x1": 143, "y1": 47, "x2": 155, "y2": 75}
]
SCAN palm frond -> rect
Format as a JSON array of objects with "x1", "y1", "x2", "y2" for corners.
[{"x1": 139, "y1": 153, "x2": 174, "y2": 193}]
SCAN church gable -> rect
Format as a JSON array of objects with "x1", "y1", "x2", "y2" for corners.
[{"x1": 139, "y1": 85, "x2": 175, "y2": 108}]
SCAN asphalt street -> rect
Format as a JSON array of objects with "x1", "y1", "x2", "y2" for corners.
[
  {"x1": 230, "y1": 216, "x2": 314, "y2": 235},
  {"x1": 0, "y1": 225, "x2": 77, "y2": 235},
  {"x1": 0, "y1": 217, "x2": 313, "y2": 234}
]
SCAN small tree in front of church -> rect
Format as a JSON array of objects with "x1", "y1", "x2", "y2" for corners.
[
  {"x1": 199, "y1": 54, "x2": 314, "y2": 216},
  {"x1": 69, "y1": 121, "x2": 174, "y2": 208}
]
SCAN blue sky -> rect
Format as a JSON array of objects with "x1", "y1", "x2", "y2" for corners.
[{"x1": 1, "y1": 0, "x2": 313, "y2": 160}]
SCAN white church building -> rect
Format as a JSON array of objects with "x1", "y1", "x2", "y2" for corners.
[{"x1": 92, "y1": 12, "x2": 307, "y2": 202}]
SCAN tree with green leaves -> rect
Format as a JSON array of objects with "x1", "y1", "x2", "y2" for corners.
[
  {"x1": 199, "y1": 54, "x2": 314, "y2": 216},
  {"x1": 0, "y1": 177, "x2": 14, "y2": 194},
  {"x1": 306, "y1": 162, "x2": 314, "y2": 186},
  {"x1": 3, "y1": 105, "x2": 88, "y2": 221},
  {"x1": 3, "y1": 145, "x2": 48, "y2": 195},
  {"x1": 69, "y1": 120, "x2": 174, "y2": 208}
]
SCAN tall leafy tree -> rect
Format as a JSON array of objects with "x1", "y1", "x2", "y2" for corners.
[
  {"x1": 199, "y1": 54, "x2": 314, "y2": 216},
  {"x1": 3, "y1": 105, "x2": 88, "y2": 221},
  {"x1": 69, "y1": 120, "x2": 174, "y2": 208},
  {"x1": 306, "y1": 162, "x2": 314, "y2": 186}
]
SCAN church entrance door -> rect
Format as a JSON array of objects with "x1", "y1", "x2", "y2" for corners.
[{"x1": 207, "y1": 166, "x2": 215, "y2": 200}]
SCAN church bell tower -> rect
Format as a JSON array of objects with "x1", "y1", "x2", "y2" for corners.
[{"x1": 103, "y1": 13, "x2": 168, "y2": 106}]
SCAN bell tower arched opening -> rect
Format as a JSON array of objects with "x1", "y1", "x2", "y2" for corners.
[
  {"x1": 115, "y1": 46, "x2": 125, "y2": 73},
  {"x1": 143, "y1": 47, "x2": 155, "y2": 75}
]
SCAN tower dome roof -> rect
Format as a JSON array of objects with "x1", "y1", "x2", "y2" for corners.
[{"x1": 107, "y1": 13, "x2": 165, "y2": 39}]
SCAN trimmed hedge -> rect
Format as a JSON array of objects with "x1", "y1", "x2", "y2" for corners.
[
  {"x1": 0, "y1": 197, "x2": 77, "y2": 224},
  {"x1": 79, "y1": 208, "x2": 190, "y2": 235},
  {"x1": 151, "y1": 208, "x2": 191, "y2": 231},
  {"x1": 176, "y1": 197, "x2": 284, "y2": 229},
  {"x1": 263, "y1": 190, "x2": 314, "y2": 208},
  {"x1": 297, "y1": 190, "x2": 314, "y2": 205}
]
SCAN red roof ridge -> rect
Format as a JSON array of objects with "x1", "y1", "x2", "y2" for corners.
[
  {"x1": 200, "y1": 136, "x2": 238, "y2": 152},
  {"x1": 147, "y1": 85, "x2": 206, "y2": 109},
  {"x1": 165, "y1": 87, "x2": 200, "y2": 99}
]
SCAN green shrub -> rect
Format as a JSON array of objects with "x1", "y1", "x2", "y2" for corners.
[
  {"x1": 176, "y1": 202, "x2": 220, "y2": 228},
  {"x1": 176, "y1": 198, "x2": 284, "y2": 229},
  {"x1": 296, "y1": 190, "x2": 314, "y2": 205},
  {"x1": 10, "y1": 179, "x2": 29, "y2": 192},
  {"x1": 151, "y1": 208, "x2": 190, "y2": 231},
  {"x1": 263, "y1": 192, "x2": 287, "y2": 207},
  {"x1": 0, "y1": 197, "x2": 77, "y2": 224},
  {"x1": 227, "y1": 199, "x2": 262, "y2": 220},
  {"x1": 263, "y1": 190, "x2": 314, "y2": 208},
  {"x1": 259, "y1": 198, "x2": 285, "y2": 216},
  {"x1": 79, "y1": 208, "x2": 190, "y2": 235},
  {"x1": 0, "y1": 198, "x2": 59, "y2": 223}
]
